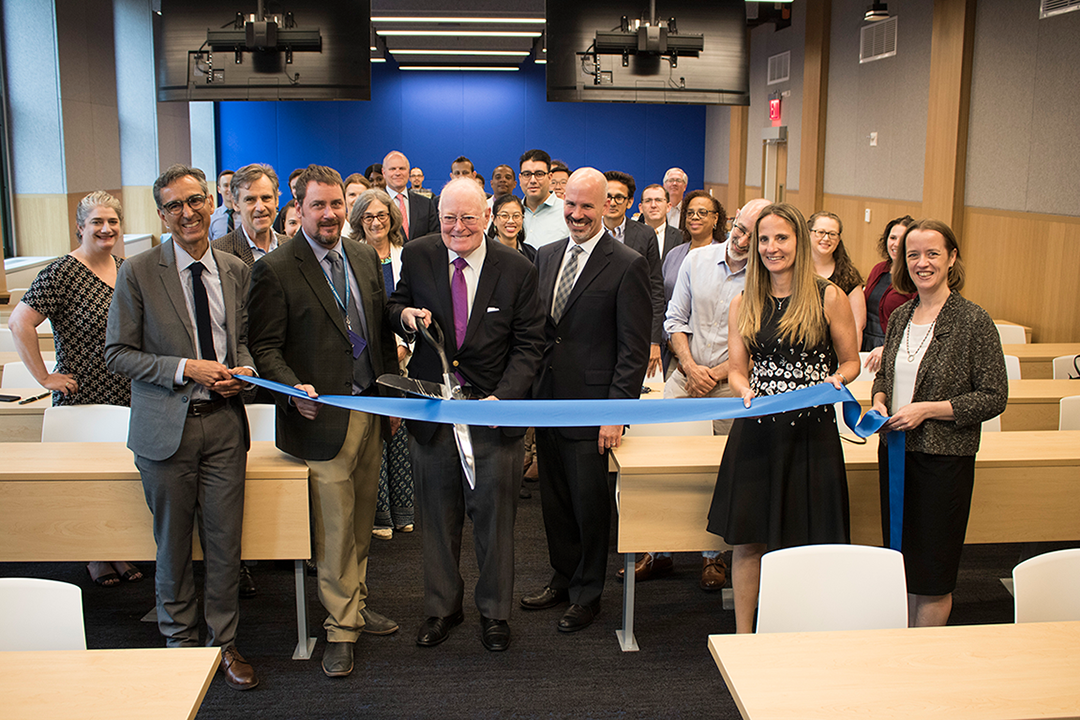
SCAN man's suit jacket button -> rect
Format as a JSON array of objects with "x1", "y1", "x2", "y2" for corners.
[
  {"x1": 556, "y1": 337, "x2": 562, "y2": 344},
  {"x1": 452, "y1": 360, "x2": 459, "y2": 367},
  {"x1": 182, "y1": 396, "x2": 188, "y2": 403}
]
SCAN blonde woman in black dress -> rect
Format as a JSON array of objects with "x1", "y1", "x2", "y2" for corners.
[
  {"x1": 707, "y1": 203, "x2": 860, "y2": 633},
  {"x1": 9, "y1": 191, "x2": 138, "y2": 586}
]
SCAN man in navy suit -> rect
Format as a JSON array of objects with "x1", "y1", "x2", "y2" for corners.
[
  {"x1": 638, "y1": 183, "x2": 686, "y2": 259},
  {"x1": 388, "y1": 178, "x2": 545, "y2": 652},
  {"x1": 520, "y1": 168, "x2": 651, "y2": 633},
  {"x1": 383, "y1": 150, "x2": 439, "y2": 241},
  {"x1": 603, "y1": 170, "x2": 665, "y2": 378}
]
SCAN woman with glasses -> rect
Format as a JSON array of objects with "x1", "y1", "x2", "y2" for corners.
[
  {"x1": 659, "y1": 190, "x2": 727, "y2": 376},
  {"x1": 808, "y1": 212, "x2": 866, "y2": 350},
  {"x1": 347, "y1": 189, "x2": 414, "y2": 540},
  {"x1": 8, "y1": 191, "x2": 141, "y2": 587},
  {"x1": 706, "y1": 203, "x2": 860, "y2": 633},
  {"x1": 871, "y1": 219, "x2": 1006, "y2": 626},
  {"x1": 491, "y1": 194, "x2": 537, "y2": 263}
]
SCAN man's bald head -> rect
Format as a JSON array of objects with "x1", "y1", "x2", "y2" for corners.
[
  {"x1": 563, "y1": 168, "x2": 608, "y2": 244},
  {"x1": 727, "y1": 198, "x2": 770, "y2": 264},
  {"x1": 382, "y1": 151, "x2": 410, "y2": 192}
]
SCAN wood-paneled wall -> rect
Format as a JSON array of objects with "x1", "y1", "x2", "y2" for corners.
[
  {"x1": 962, "y1": 206, "x2": 1080, "y2": 343},
  {"x1": 13, "y1": 195, "x2": 72, "y2": 257},
  {"x1": 821, "y1": 194, "x2": 922, "y2": 278}
]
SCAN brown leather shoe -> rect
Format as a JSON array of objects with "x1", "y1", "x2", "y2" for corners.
[
  {"x1": 700, "y1": 555, "x2": 727, "y2": 591},
  {"x1": 616, "y1": 552, "x2": 674, "y2": 582},
  {"x1": 219, "y1": 646, "x2": 259, "y2": 690}
]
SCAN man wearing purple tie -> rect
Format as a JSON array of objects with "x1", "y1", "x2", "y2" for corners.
[{"x1": 387, "y1": 178, "x2": 545, "y2": 652}]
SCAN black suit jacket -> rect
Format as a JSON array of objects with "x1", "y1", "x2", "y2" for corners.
[
  {"x1": 620, "y1": 219, "x2": 665, "y2": 345},
  {"x1": 534, "y1": 233, "x2": 652, "y2": 441},
  {"x1": 211, "y1": 227, "x2": 287, "y2": 267},
  {"x1": 387, "y1": 234, "x2": 546, "y2": 444},
  {"x1": 660, "y1": 224, "x2": 686, "y2": 258},
  {"x1": 402, "y1": 190, "x2": 439, "y2": 241},
  {"x1": 247, "y1": 234, "x2": 399, "y2": 461}
]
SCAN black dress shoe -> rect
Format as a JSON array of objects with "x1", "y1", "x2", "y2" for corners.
[
  {"x1": 479, "y1": 616, "x2": 511, "y2": 651},
  {"x1": 558, "y1": 602, "x2": 600, "y2": 633},
  {"x1": 321, "y1": 641, "x2": 354, "y2": 678},
  {"x1": 416, "y1": 610, "x2": 465, "y2": 647},
  {"x1": 238, "y1": 565, "x2": 257, "y2": 598},
  {"x1": 360, "y1": 607, "x2": 399, "y2": 635},
  {"x1": 520, "y1": 586, "x2": 569, "y2": 611}
]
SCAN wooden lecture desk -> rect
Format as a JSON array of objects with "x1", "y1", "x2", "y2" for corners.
[
  {"x1": 611, "y1": 431, "x2": 1080, "y2": 651},
  {"x1": 0, "y1": 647, "x2": 220, "y2": 720},
  {"x1": 0, "y1": 441, "x2": 317, "y2": 659},
  {"x1": 708, "y1": 621, "x2": 1080, "y2": 720},
  {"x1": 1003, "y1": 343, "x2": 1080, "y2": 380},
  {"x1": 847, "y1": 379, "x2": 1078, "y2": 431},
  {"x1": 0, "y1": 388, "x2": 53, "y2": 441}
]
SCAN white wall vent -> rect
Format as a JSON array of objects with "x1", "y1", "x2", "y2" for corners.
[
  {"x1": 1041, "y1": 0, "x2": 1080, "y2": 18},
  {"x1": 860, "y1": 16, "x2": 898, "y2": 64},
  {"x1": 767, "y1": 51, "x2": 790, "y2": 85}
]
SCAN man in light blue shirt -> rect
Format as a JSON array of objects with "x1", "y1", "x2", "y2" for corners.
[
  {"x1": 208, "y1": 170, "x2": 236, "y2": 241},
  {"x1": 519, "y1": 149, "x2": 567, "y2": 250},
  {"x1": 625, "y1": 199, "x2": 768, "y2": 590}
]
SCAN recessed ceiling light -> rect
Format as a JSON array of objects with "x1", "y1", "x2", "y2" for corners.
[
  {"x1": 378, "y1": 30, "x2": 542, "y2": 38},
  {"x1": 391, "y1": 50, "x2": 531, "y2": 57},
  {"x1": 399, "y1": 66, "x2": 521, "y2": 72},
  {"x1": 374, "y1": 17, "x2": 545, "y2": 24}
]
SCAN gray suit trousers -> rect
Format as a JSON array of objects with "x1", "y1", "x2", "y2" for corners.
[
  {"x1": 136, "y1": 402, "x2": 247, "y2": 648},
  {"x1": 410, "y1": 424, "x2": 524, "y2": 620}
]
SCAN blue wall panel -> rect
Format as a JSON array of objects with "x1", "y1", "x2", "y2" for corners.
[{"x1": 218, "y1": 62, "x2": 706, "y2": 205}]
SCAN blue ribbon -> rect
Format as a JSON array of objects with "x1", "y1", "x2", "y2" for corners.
[
  {"x1": 886, "y1": 430, "x2": 906, "y2": 552},
  {"x1": 239, "y1": 374, "x2": 889, "y2": 437},
  {"x1": 242, "y1": 374, "x2": 905, "y2": 545}
]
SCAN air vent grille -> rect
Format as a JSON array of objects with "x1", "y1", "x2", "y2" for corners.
[
  {"x1": 767, "y1": 51, "x2": 790, "y2": 85},
  {"x1": 1041, "y1": 0, "x2": 1080, "y2": 19},
  {"x1": 860, "y1": 16, "x2": 898, "y2": 64}
]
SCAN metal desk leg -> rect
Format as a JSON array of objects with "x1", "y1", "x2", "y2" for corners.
[
  {"x1": 292, "y1": 560, "x2": 317, "y2": 660},
  {"x1": 616, "y1": 552, "x2": 640, "y2": 652}
]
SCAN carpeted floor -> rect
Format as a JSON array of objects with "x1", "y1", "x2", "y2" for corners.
[{"x1": 2, "y1": 482, "x2": 1024, "y2": 719}]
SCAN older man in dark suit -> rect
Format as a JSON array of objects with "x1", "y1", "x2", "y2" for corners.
[
  {"x1": 211, "y1": 163, "x2": 287, "y2": 267},
  {"x1": 105, "y1": 164, "x2": 258, "y2": 690},
  {"x1": 603, "y1": 170, "x2": 665, "y2": 378},
  {"x1": 387, "y1": 178, "x2": 545, "y2": 652},
  {"x1": 520, "y1": 168, "x2": 652, "y2": 633},
  {"x1": 383, "y1": 150, "x2": 439, "y2": 241},
  {"x1": 247, "y1": 165, "x2": 400, "y2": 679}
]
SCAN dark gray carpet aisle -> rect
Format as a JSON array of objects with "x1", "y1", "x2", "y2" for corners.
[{"x1": 2, "y1": 490, "x2": 1021, "y2": 719}]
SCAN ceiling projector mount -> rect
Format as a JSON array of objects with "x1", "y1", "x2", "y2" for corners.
[{"x1": 581, "y1": 0, "x2": 703, "y2": 82}]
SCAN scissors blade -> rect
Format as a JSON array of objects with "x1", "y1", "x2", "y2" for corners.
[
  {"x1": 440, "y1": 372, "x2": 478, "y2": 490},
  {"x1": 376, "y1": 373, "x2": 445, "y2": 400}
]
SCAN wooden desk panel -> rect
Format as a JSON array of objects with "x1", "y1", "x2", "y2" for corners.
[
  {"x1": 0, "y1": 647, "x2": 220, "y2": 720},
  {"x1": 708, "y1": 622, "x2": 1080, "y2": 720},
  {"x1": 614, "y1": 431, "x2": 1080, "y2": 551},
  {"x1": 0, "y1": 442, "x2": 310, "y2": 561},
  {"x1": 0, "y1": 387, "x2": 52, "y2": 441}
]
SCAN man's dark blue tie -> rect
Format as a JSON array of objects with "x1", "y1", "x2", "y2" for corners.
[{"x1": 189, "y1": 261, "x2": 218, "y2": 363}]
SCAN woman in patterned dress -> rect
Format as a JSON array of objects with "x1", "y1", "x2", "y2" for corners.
[
  {"x1": 347, "y1": 188, "x2": 414, "y2": 539},
  {"x1": 706, "y1": 203, "x2": 861, "y2": 633},
  {"x1": 8, "y1": 190, "x2": 139, "y2": 587}
]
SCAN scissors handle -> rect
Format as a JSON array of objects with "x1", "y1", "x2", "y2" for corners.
[{"x1": 416, "y1": 319, "x2": 451, "y2": 375}]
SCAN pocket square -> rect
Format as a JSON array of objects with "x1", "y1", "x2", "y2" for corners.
[{"x1": 486, "y1": 307, "x2": 499, "y2": 312}]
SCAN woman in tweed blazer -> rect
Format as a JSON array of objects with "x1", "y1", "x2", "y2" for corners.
[{"x1": 871, "y1": 218, "x2": 1007, "y2": 628}]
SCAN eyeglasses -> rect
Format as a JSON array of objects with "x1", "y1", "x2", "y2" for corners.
[
  {"x1": 440, "y1": 215, "x2": 482, "y2": 228},
  {"x1": 361, "y1": 212, "x2": 390, "y2": 225},
  {"x1": 519, "y1": 170, "x2": 548, "y2": 180},
  {"x1": 686, "y1": 209, "x2": 715, "y2": 219},
  {"x1": 810, "y1": 229, "x2": 841, "y2": 240},
  {"x1": 606, "y1": 194, "x2": 629, "y2": 204},
  {"x1": 495, "y1": 212, "x2": 523, "y2": 222},
  {"x1": 731, "y1": 221, "x2": 751, "y2": 237},
  {"x1": 161, "y1": 194, "x2": 207, "y2": 216}
]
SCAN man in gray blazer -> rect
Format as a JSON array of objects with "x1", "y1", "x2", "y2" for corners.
[
  {"x1": 105, "y1": 164, "x2": 259, "y2": 691},
  {"x1": 248, "y1": 165, "x2": 400, "y2": 679},
  {"x1": 211, "y1": 163, "x2": 288, "y2": 267}
]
